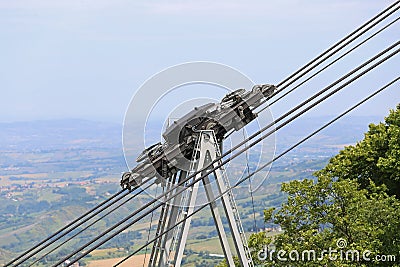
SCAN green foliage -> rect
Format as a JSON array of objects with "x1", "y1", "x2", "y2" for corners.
[
  {"x1": 248, "y1": 231, "x2": 272, "y2": 265},
  {"x1": 248, "y1": 106, "x2": 400, "y2": 266},
  {"x1": 316, "y1": 104, "x2": 400, "y2": 197},
  {"x1": 263, "y1": 208, "x2": 275, "y2": 222},
  {"x1": 268, "y1": 177, "x2": 400, "y2": 266},
  {"x1": 215, "y1": 256, "x2": 240, "y2": 267}
]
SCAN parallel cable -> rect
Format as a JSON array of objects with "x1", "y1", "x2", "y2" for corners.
[
  {"x1": 256, "y1": 15, "x2": 400, "y2": 114},
  {"x1": 4, "y1": 188, "x2": 128, "y2": 267},
  {"x1": 252, "y1": 2, "x2": 400, "y2": 115},
  {"x1": 257, "y1": 6, "x2": 400, "y2": 110},
  {"x1": 225, "y1": 40, "x2": 398, "y2": 189},
  {"x1": 115, "y1": 76, "x2": 400, "y2": 266},
  {"x1": 275, "y1": 0, "x2": 399, "y2": 89},
  {"x1": 58, "y1": 44, "x2": 399, "y2": 267},
  {"x1": 28, "y1": 181, "x2": 153, "y2": 267}
]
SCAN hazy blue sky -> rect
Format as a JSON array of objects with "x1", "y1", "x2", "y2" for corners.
[{"x1": 1, "y1": 0, "x2": 398, "y2": 123}]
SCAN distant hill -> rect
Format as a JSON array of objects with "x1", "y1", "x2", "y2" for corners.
[
  {"x1": 0, "y1": 116, "x2": 382, "y2": 152},
  {"x1": 0, "y1": 119, "x2": 122, "y2": 150},
  {"x1": 275, "y1": 115, "x2": 382, "y2": 154}
]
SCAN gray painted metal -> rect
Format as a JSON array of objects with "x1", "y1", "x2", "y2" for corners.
[{"x1": 149, "y1": 130, "x2": 253, "y2": 267}]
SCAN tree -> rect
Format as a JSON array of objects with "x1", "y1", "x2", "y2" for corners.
[
  {"x1": 247, "y1": 105, "x2": 400, "y2": 266},
  {"x1": 259, "y1": 177, "x2": 400, "y2": 266},
  {"x1": 317, "y1": 104, "x2": 400, "y2": 197},
  {"x1": 215, "y1": 256, "x2": 240, "y2": 267}
]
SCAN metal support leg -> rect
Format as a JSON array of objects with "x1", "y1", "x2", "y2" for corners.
[
  {"x1": 149, "y1": 174, "x2": 176, "y2": 266},
  {"x1": 213, "y1": 167, "x2": 250, "y2": 267},
  {"x1": 158, "y1": 171, "x2": 187, "y2": 267},
  {"x1": 202, "y1": 175, "x2": 235, "y2": 266},
  {"x1": 172, "y1": 173, "x2": 201, "y2": 267}
]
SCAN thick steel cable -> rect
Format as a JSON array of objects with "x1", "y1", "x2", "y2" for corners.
[
  {"x1": 11, "y1": 178, "x2": 154, "y2": 266},
  {"x1": 251, "y1": 6, "x2": 399, "y2": 117},
  {"x1": 221, "y1": 41, "x2": 398, "y2": 185},
  {"x1": 9, "y1": 188, "x2": 136, "y2": 267},
  {"x1": 217, "y1": 41, "x2": 399, "y2": 187},
  {"x1": 28, "y1": 181, "x2": 154, "y2": 267},
  {"x1": 256, "y1": 15, "x2": 400, "y2": 114},
  {"x1": 275, "y1": 0, "x2": 399, "y2": 89},
  {"x1": 115, "y1": 76, "x2": 400, "y2": 267},
  {"x1": 4, "y1": 188, "x2": 128, "y2": 267},
  {"x1": 175, "y1": 4, "x2": 400, "y2": 145},
  {"x1": 257, "y1": 5, "x2": 400, "y2": 110},
  {"x1": 58, "y1": 44, "x2": 399, "y2": 267}
]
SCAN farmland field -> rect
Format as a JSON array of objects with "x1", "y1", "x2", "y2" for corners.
[{"x1": 0, "y1": 117, "x2": 376, "y2": 265}]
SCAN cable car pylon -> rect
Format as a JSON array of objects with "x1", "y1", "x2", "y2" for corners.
[{"x1": 122, "y1": 85, "x2": 277, "y2": 266}]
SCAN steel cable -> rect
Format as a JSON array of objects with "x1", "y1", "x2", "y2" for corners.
[
  {"x1": 256, "y1": 15, "x2": 400, "y2": 114},
  {"x1": 275, "y1": 0, "x2": 399, "y2": 89},
  {"x1": 4, "y1": 188, "x2": 128, "y2": 267},
  {"x1": 27, "y1": 181, "x2": 154, "y2": 267},
  {"x1": 256, "y1": 5, "x2": 400, "y2": 111}
]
